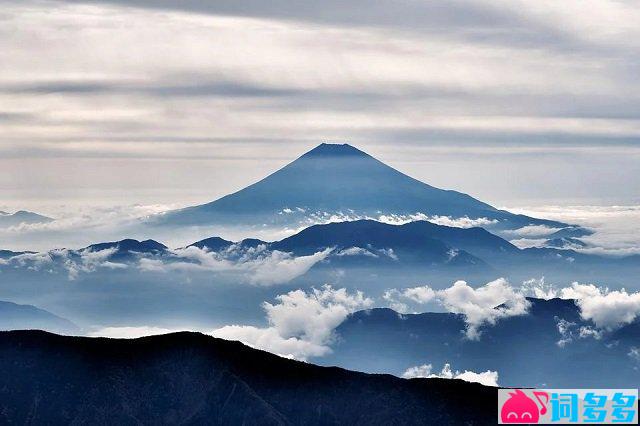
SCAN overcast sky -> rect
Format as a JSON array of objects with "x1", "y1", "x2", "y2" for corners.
[{"x1": 1, "y1": 0, "x2": 639, "y2": 213}]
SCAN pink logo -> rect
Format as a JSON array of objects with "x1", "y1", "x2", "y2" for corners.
[{"x1": 501, "y1": 390, "x2": 549, "y2": 423}]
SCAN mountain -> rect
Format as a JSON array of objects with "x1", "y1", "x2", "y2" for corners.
[
  {"x1": 188, "y1": 237, "x2": 269, "y2": 252},
  {"x1": 0, "y1": 249, "x2": 33, "y2": 259},
  {"x1": 273, "y1": 219, "x2": 518, "y2": 260},
  {"x1": 0, "y1": 301, "x2": 79, "y2": 335},
  {"x1": 0, "y1": 210, "x2": 53, "y2": 228},
  {"x1": 82, "y1": 238, "x2": 168, "y2": 261},
  {"x1": 0, "y1": 330, "x2": 496, "y2": 425},
  {"x1": 320, "y1": 298, "x2": 640, "y2": 388},
  {"x1": 153, "y1": 143, "x2": 572, "y2": 233},
  {"x1": 188, "y1": 236, "x2": 234, "y2": 251}
]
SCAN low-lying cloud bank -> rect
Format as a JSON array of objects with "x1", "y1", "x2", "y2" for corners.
[
  {"x1": 141, "y1": 245, "x2": 332, "y2": 286},
  {"x1": 508, "y1": 205, "x2": 640, "y2": 256},
  {"x1": 85, "y1": 277, "x2": 640, "y2": 361},
  {"x1": 560, "y1": 284, "x2": 640, "y2": 330},
  {"x1": 280, "y1": 211, "x2": 498, "y2": 234},
  {"x1": 211, "y1": 285, "x2": 373, "y2": 360},
  {"x1": 401, "y1": 363, "x2": 499, "y2": 387},
  {"x1": 385, "y1": 278, "x2": 530, "y2": 339},
  {"x1": 1, "y1": 242, "x2": 332, "y2": 285}
]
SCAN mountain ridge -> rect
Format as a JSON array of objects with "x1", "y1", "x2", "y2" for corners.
[{"x1": 0, "y1": 330, "x2": 496, "y2": 425}]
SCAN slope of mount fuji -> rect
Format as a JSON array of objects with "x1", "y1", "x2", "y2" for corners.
[{"x1": 154, "y1": 143, "x2": 569, "y2": 232}]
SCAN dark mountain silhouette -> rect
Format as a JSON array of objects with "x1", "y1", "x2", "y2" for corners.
[
  {"x1": 153, "y1": 143, "x2": 571, "y2": 233},
  {"x1": 0, "y1": 210, "x2": 53, "y2": 228},
  {"x1": 0, "y1": 301, "x2": 79, "y2": 335},
  {"x1": 0, "y1": 330, "x2": 496, "y2": 425},
  {"x1": 321, "y1": 298, "x2": 640, "y2": 388}
]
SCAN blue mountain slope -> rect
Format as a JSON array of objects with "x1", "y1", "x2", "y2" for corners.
[
  {"x1": 0, "y1": 301, "x2": 79, "y2": 335},
  {"x1": 153, "y1": 143, "x2": 571, "y2": 232}
]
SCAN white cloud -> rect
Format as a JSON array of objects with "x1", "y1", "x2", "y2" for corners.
[
  {"x1": 336, "y1": 247, "x2": 378, "y2": 257},
  {"x1": 88, "y1": 326, "x2": 179, "y2": 338},
  {"x1": 138, "y1": 245, "x2": 331, "y2": 285},
  {"x1": 508, "y1": 206, "x2": 640, "y2": 257},
  {"x1": 2, "y1": 239, "x2": 328, "y2": 285},
  {"x1": 211, "y1": 325, "x2": 330, "y2": 360},
  {"x1": 555, "y1": 318, "x2": 576, "y2": 347},
  {"x1": 300, "y1": 211, "x2": 498, "y2": 229},
  {"x1": 421, "y1": 216, "x2": 498, "y2": 229},
  {"x1": 401, "y1": 364, "x2": 434, "y2": 379},
  {"x1": 438, "y1": 279, "x2": 530, "y2": 339},
  {"x1": 384, "y1": 279, "x2": 530, "y2": 338},
  {"x1": 520, "y1": 277, "x2": 558, "y2": 300},
  {"x1": 210, "y1": 285, "x2": 373, "y2": 360},
  {"x1": 4, "y1": 246, "x2": 127, "y2": 280},
  {"x1": 509, "y1": 238, "x2": 548, "y2": 249},
  {"x1": 505, "y1": 224, "x2": 563, "y2": 238},
  {"x1": 383, "y1": 285, "x2": 436, "y2": 314},
  {"x1": 555, "y1": 317, "x2": 602, "y2": 347},
  {"x1": 559, "y1": 283, "x2": 640, "y2": 330},
  {"x1": 401, "y1": 363, "x2": 499, "y2": 387},
  {"x1": 0, "y1": 203, "x2": 179, "y2": 252}
]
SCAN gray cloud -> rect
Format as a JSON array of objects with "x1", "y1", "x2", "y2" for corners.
[
  {"x1": 1, "y1": 0, "x2": 640, "y2": 214},
  {"x1": 51, "y1": 0, "x2": 604, "y2": 54}
]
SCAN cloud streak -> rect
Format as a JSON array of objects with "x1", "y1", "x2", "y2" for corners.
[{"x1": 401, "y1": 363, "x2": 499, "y2": 387}]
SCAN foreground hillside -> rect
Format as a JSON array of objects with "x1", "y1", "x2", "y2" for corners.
[{"x1": 0, "y1": 330, "x2": 495, "y2": 425}]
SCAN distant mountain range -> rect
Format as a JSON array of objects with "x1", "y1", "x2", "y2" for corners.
[
  {"x1": 0, "y1": 300, "x2": 79, "y2": 335},
  {"x1": 152, "y1": 143, "x2": 577, "y2": 234},
  {"x1": 0, "y1": 330, "x2": 495, "y2": 425},
  {"x1": 3, "y1": 219, "x2": 638, "y2": 287},
  {"x1": 0, "y1": 210, "x2": 53, "y2": 228},
  {"x1": 321, "y1": 298, "x2": 640, "y2": 388},
  {"x1": 186, "y1": 219, "x2": 638, "y2": 286}
]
